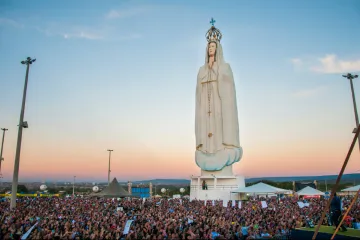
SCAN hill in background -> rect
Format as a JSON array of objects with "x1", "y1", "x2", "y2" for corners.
[{"x1": 126, "y1": 173, "x2": 360, "y2": 186}]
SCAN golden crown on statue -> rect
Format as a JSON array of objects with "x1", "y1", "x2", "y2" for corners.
[{"x1": 205, "y1": 18, "x2": 222, "y2": 43}]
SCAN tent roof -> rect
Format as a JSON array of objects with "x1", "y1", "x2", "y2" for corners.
[
  {"x1": 231, "y1": 182, "x2": 291, "y2": 194},
  {"x1": 341, "y1": 184, "x2": 360, "y2": 192},
  {"x1": 296, "y1": 186, "x2": 324, "y2": 196},
  {"x1": 91, "y1": 178, "x2": 131, "y2": 198}
]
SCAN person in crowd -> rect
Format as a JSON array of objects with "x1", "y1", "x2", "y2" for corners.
[
  {"x1": 1, "y1": 193, "x2": 359, "y2": 239},
  {"x1": 202, "y1": 180, "x2": 208, "y2": 190},
  {"x1": 330, "y1": 193, "x2": 347, "y2": 232}
]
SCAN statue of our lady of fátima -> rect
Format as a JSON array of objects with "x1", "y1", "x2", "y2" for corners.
[{"x1": 195, "y1": 19, "x2": 243, "y2": 171}]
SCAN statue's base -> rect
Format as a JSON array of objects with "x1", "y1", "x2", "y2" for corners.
[
  {"x1": 195, "y1": 148, "x2": 242, "y2": 171},
  {"x1": 189, "y1": 166, "x2": 246, "y2": 202}
]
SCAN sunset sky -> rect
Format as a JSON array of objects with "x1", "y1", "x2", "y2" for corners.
[{"x1": 1, "y1": 0, "x2": 360, "y2": 182}]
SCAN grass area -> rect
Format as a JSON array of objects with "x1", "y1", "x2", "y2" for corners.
[{"x1": 300, "y1": 225, "x2": 360, "y2": 238}]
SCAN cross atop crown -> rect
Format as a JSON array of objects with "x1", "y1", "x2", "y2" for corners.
[{"x1": 205, "y1": 18, "x2": 222, "y2": 43}]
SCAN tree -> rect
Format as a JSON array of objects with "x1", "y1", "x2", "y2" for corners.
[
  {"x1": 246, "y1": 180, "x2": 293, "y2": 190},
  {"x1": 17, "y1": 185, "x2": 29, "y2": 193},
  {"x1": 46, "y1": 188, "x2": 56, "y2": 194}
]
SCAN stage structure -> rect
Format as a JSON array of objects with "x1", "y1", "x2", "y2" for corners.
[{"x1": 190, "y1": 18, "x2": 245, "y2": 202}]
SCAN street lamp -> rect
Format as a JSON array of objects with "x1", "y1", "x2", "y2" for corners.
[
  {"x1": 180, "y1": 187, "x2": 185, "y2": 197},
  {"x1": 161, "y1": 188, "x2": 166, "y2": 196},
  {"x1": 0, "y1": 128, "x2": 8, "y2": 176},
  {"x1": 342, "y1": 73, "x2": 360, "y2": 150},
  {"x1": 10, "y1": 57, "x2": 36, "y2": 210},
  {"x1": 107, "y1": 149, "x2": 113, "y2": 186},
  {"x1": 73, "y1": 176, "x2": 76, "y2": 197}
]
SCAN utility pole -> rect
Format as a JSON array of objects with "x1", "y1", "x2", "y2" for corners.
[
  {"x1": 73, "y1": 176, "x2": 76, "y2": 197},
  {"x1": 0, "y1": 128, "x2": 8, "y2": 176},
  {"x1": 325, "y1": 180, "x2": 327, "y2": 192},
  {"x1": 10, "y1": 57, "x2": 36, "y2": 210},
  {"x1": 342, "y1": 73, "x2": 360, "y2": 150},
  {"x1": 107, "y1": 149, "x2": 113, "y2": 185}
]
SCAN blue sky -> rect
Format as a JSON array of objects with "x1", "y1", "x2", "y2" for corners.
[{"x1": 0, "y1": 0, "x2": 360, "y2": 182}]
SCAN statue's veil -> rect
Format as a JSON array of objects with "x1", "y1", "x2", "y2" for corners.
[{"x1": 204, "y1": 41, "x2": 225, "y2": 65}]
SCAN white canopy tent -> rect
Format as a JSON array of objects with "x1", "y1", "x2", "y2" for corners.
[
  {"x1": 296, "y1": 186, "x2": 324, "y2": 196},
  {"x1": 231, "y1": 182, "x2": 292, "y2": 194},
  {"x1": 341, "y1": 184, "x2": 360, "y2": 192}
]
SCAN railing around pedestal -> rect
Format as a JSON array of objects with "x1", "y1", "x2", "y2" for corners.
[{"x1": 191, "y1": 184, "x2": 238, "y2": 190}]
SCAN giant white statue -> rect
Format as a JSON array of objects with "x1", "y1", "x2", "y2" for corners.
[{"x1": 195, "y1": 20, "x2": 243, "y2": 172}]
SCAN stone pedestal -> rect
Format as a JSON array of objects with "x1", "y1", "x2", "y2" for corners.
[{"x1": 189, "y1": 166, "x2": 246, "y2": 202}]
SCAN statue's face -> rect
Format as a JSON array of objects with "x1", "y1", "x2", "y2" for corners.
[{"x1": 208, "y1": 42, "x2": 216, "y2": 57}]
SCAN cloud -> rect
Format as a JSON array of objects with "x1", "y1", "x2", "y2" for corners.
[
  {"x1": 63, "y1": 31, "x2": 103, "y2": 40},
  {"x1": 290, "y1": 58, "x2": 303, "y2": 67},
  {"x1": 117, "y1": 33, "x2": 142, "y2": 40},
  {"x1": 35, "y1": 27, "x2": 103, "y2": 40},
  {"x1": 35, "y1": 25, "x2": 142, "y2": 41},
  {"x1": 311, "y1": 54, "x2": 360, "y2": 74},
  {"x1": 0, "y1": 18, "x2": 24, "y2": 28},
  {"x1": 292, "y1": 86, "x2": 327, "y2": 98},
  {"x1": 291, "y1": 54, "x2": 360, "y2": 74},
  {"x1": 1, "y1": 14, "x2": 143, "y2": 41},
  {"x1": 34, "y1": 24, "x2": 105, "y2": 40},
  {"x1": 106, "y1": 6, "x2": 150, "y2": 19}
]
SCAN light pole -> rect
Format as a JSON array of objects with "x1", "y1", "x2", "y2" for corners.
[
  {"x1": 0, "y1": 128, "x2": 8, "y2": 176},
  {"x1": 107, "y1": 149, "x2": 113, "y2": 185},
  {"x1": 352, "y1": 169, "x2": 360, "y2": 186},
  {"x1": 342, "y1": 73, "x2": 360, "y2": 150},
  {"x1": 10, "y1": 57, "x2": 35, "y2": 210},
  {"x1": 325, "y1": 179, "x2": 328, "y2": 192},
  {"x1": 73, "y1": 176, "x2": 76, "y2": 197}
]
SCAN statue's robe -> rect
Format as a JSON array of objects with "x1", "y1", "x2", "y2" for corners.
[{"x1": 195, "y1": 54, "x2": 242, "y2": 171}]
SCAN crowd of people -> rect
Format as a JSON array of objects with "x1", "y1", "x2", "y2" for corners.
[{"x1": 0, "y1": 195, "x2": 359, "y2": 239}]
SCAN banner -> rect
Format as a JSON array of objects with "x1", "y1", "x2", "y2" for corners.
[
  {"x1": 123, "y1": 220, "x2": 133, "y2": 235},
  {"x1": 40, "y1": 194, "x2": 59, "y2": 197},
  {"x1": 21, "y1": 222, "x2": 38, "y2": 240},
  {"x1": 19, "y1": 194, "x2": 37, "y2": 197}
]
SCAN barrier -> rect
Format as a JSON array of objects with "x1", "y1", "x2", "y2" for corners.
[{"x1": 0, "y1": 193, "x2": 60, "y2": 197}]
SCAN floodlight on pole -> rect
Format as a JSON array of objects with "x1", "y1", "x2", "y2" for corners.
[
  {"x1": 342, "y1": 73, "x2": 360, "y2": 150},
  {"x1": 107, "y1": 149, "x2": 113, "y2": 186},
  {"x1": 0, "y1": 128, "x2": 8, "y2": 175},
  {"x1": 73, "y1": 176, "x2": 76, "y2": 197},
  {"x1": 10, "y1": 57, "x2": 36, "y2": 210}
]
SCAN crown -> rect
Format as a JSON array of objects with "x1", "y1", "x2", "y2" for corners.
[{"x1": 205, "y1": 18, "x2": 222, "y2": 43}]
